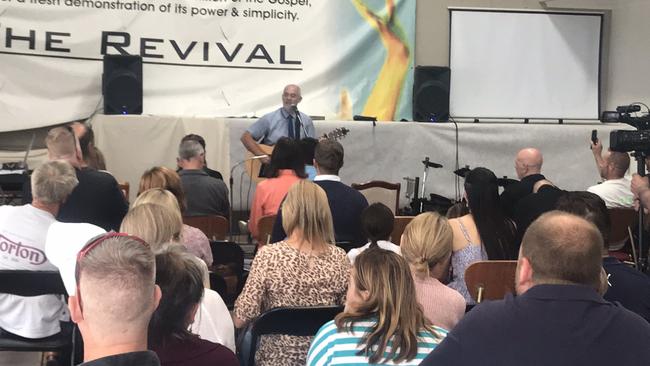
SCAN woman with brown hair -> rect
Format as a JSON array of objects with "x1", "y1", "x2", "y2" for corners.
[
  {"x1": 401, "y1": 212, "x2": 466, "y2": 331},
  {"x1": 234, "y1": 180, "x2": 349, "y2": 366},
  {"x1": 307, "y1": 247, "x2": 447, "y2": 365},
  {"x1": 137, "y1": 167, "x2": 212, "y2": 266}
]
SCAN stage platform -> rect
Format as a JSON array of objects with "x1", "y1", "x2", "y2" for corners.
[{"x1": 89, "y1": 115, "x2": 635, "y2": 211}]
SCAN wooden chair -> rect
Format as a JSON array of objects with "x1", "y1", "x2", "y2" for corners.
[
  {"x1": 352, "y1": 180, "x2": 401, "y2": 214},
  {"x1": 257, "y1": 215, "x2": 276, "y2": 246},
  {"x1": 0, "y1": 271, "x2": 76, "y2": 365},
  {"x1": 237, "y1": 305, "x2": 343, "y2": 366},
  {"x1": 608, "y1": 208, "x2": 637, "y2": 252},
  {"x1": 391, "y1": 216, "x2": 414, "y2": 244},
  {"x1": 464, "y1": 260, "x2": 518, "y2": 303},
  {"x1": 182, "y1": 215, "x2": 229, "y2": 240}
]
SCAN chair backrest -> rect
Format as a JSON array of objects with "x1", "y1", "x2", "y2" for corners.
[
  {"x1": 183, "y1": 215, "x2": 229, "y2": 240},
  {"x1": 210, "y1": 240, "x2": 246, "y2": 306},
  {"x1": 0, "y1": 270, "x2": 67, "y2": 297},
  {"x1": 391, "y1": 216, "x2": 414, "y2": 244},
  {"x1": 118, "y1": 181, "x2": 129, "y2": 201},
  {"x1": 352, "y1": 181, "x2": 401, "y2": 214},
  {"x1": 257, "y1": 215, "x2": 276, "y2": 246},
  {"x1": 238, "y1": 305, "x2": 343, "y2": 366},
  {"x1": 608, "y1": 208, "x2": 637, "y2": 250},
  {"x1": 464, "y1": 260, "x2": 517, "y2": 303}
]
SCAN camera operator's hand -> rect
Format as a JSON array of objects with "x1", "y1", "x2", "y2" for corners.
[{"x1": 590, "y1": 139, "x2": 603, "y2": 155}]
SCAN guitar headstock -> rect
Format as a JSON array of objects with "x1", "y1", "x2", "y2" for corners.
[{"x1": 321, "y1": 127, "x2": 350, "y2": 141}]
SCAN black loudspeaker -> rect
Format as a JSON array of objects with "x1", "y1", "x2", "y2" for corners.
[
  {"x1": 413, "y1": 66, "x2": 450, "y2": 122},
  {"x1": 102, "y1": 55, "x2": 143, "y2": 115}
]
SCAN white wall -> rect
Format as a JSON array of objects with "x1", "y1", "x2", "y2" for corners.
[{"x1": 414, "y1": 0, "x2": 650, "y2": 111}]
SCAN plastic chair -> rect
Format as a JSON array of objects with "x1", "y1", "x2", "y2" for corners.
[
  {"x1": 0, "y1": 270, "x2": 76, "y2": 365},
  {"x1": 352, "y1": 180, "x2": 401, "y2": 214},
  {"x1": 183, "y1": 215, "x2": 229, "y2": 240},
  {"x1": 210, "y1": 240, "x2": 246, "y2": 307},
  {"x1": 237, "y1": 305, "x2": 343, "y2": 366},
  {"x1": 464, "y1": 261, "x2": 517, "y2": 303}
]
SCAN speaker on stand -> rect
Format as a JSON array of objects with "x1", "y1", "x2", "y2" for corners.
[
  {"x1": 412, "y1": 66, "x2": 450, "y2": 122},
  {"x1": 102, "y1": 54, "x2": 143, "y2": 115}
]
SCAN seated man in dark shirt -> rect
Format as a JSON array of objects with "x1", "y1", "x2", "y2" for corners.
[
  {"x1": 500, "y1": 147, "x2": 546, "y2": 218},
  {"x1": 177, "y1": 140, "x2": 229, "y2": 217},
  {"x1": 422, "y1": 211, "x2": 650, "y2": 366},
  {"x1": 70, "y1": 234, "x2": 161, "y2": 365},
  {"x1": 178, "y1": 133, "x2": 223, "y2": 180},
  {"x1": 23, "y1": 127, "x2": 128, "y2": 231},
  {"x1": 271, "y1": 139, "x2": 368, "y2": 246},
  {"x1": 556, "y1": 191, "x2": 650, "y2": 322}
]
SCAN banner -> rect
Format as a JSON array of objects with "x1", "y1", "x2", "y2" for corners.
[{"x1": 0, "y1": 0, "x2": 416, "y2": 132}]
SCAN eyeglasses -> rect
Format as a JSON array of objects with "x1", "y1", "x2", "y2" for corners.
[{"x1": 74, "y1": 232, "x2": 148, "y2": 311}]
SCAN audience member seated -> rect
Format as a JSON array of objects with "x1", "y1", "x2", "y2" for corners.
[
  {"x1": 177, "y1": 140, "x2": 229, "y2": 217},
  {"x1": 249, "y1": 137, "x2": 305, "y2": 242},
  {"x1": 25, "y1": 126, "x2": 129, "y2": 231},
  {"x1": 513, "y1": 179, "x2": 565, "y2": 246},
  {"x1": 300, "y1": 137, "x2": 318, "y2": 180},
  {"x1": 70, "y1": 121, "x2": 106, "y2": 171},
  {"x1": 588, "y1": 140, "x2": 634, "y2": 208},
  {"x1": 448, "y1": 167, "x2": 516, "y2": 304},
  {"x1": 347, "y1": 202, "x2": 399, "y2": 263},
  {"x1": 0, "y1": 161, "x2": 78, "y2": 339},
  {"x1": 400, "y1": 212, "x2": 466, "y2": 331},
  {"x1": 149, "y1": 245, "x2": 238, "y2": 366},
  {"x1": 307, "y1": 248, "x2": 447, "y2": 365},
  {"x1": 120, "y1": 203, "x2": 182, "y2": 249},
  {"x1": 69, "y1": 233, "x2": 162, "y2": 365},
  {"x1": 179, "y1": 134, "x2": 224, "y2": 180},
  {"x1": 556, "y1": 191, "x2": 650, "y2": 322},
  {"x1": 500, "y1": 147, "x2": 546, "y2": 218},
  {"x1": 133, "y1": 186, "x2": 212, "y2": 266},
  {"x1": 271, "y1": 139, "x2": 368, "y2": 245},
  {"x1": 421, "y1": 211, "x2": 650, "y2": 366},
  {"x1": 234, "y1": 181, "x2": 350, "y2": 366}
]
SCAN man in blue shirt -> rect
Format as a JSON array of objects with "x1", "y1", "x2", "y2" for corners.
[
  {"x1": 422, "y1": 211, "x2": 650, "y2": 366},
  {"x1": 240, "y1": 84, "x2": 315, "y2": 165}
]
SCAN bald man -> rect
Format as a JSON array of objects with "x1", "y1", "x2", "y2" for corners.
[
  {"x1": 421, "y1": 211, "x2": 650, "y2": 366},
  {"x1": 241, "y1": 84, "x2": 316, "y2": 165},
  {"x1": 500, "y1": 148, "x2": 546, "y2": 217},
  {"x1": 587, "y1": 139, "x2": 633, "y2": 208}
]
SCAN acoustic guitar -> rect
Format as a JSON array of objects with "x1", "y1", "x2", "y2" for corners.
[{"x1": 244, "y1": 128, "x2": 350, "y2": 184}]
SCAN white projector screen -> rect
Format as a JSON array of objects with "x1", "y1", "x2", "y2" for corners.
[{"x1": 449, "y1": 9, "x2": 602, "y2": 120}]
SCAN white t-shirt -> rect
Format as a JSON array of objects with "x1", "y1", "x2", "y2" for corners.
[
  {"x1": 0, "y1": 205, "x2": 67, "y2": 338},
  {"x1": 587, "y1": 177, "x2": 634, "y2": 208},
  {"x1": 190, "y1": 288, "x2": 236, "y2": 352},
  {"x1": 347, "y1": 240, "x2": 401, "y2": 264}
]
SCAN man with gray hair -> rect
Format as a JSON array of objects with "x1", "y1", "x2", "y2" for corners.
[
  {"x1": 421, "y1": 211, "x2": 650, "y2": 366},
  {"x1": 0, "y1": 160, "x2": 78, "y2": 339},
  {"x1": 177, "y1": 139, "x2": 229, "y2": 217},
  {"x1": 69, "y1": 233, "x2": 161, "y2": 365}
]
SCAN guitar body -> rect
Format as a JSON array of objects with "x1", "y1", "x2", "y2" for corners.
[{"x1": 243, "y1": 128, "x2": 350, "y2": 184}]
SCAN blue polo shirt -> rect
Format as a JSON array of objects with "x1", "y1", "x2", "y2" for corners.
[
  {"x1": 421, "y1": 284, "x2": 650, "y2": 366},
  {"x1": 247, "y1": 107, "x2": 315, "y2": 145}
]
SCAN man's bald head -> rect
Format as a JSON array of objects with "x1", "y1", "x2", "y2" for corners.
[
  {"x1": 518, "y1": 211, "x2": 602, "y2": 292},
  {"x1": 514, "y1": 148, "x2": 543, "y2": 179}
]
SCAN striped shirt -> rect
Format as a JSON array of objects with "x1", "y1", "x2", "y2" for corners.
[{"x1": 307, "y1": 319, "x2": 447, "y2": 366}]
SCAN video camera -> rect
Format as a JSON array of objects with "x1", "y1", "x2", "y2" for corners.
[{"x1": 603, "y1": 103, "x2": 650, "y2": 152}]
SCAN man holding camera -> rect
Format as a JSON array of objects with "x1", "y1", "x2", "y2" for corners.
[{"x1": 588, "y1": 139, "x2": 634, "y2": 208}]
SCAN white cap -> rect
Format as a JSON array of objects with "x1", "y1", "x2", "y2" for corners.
[{"x1": 45, "y1": 222, "x2": 106, "y2": 296}]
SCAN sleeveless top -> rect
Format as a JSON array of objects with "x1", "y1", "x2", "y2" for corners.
[{"x1": 448, "y1": 218, "x2": 488, "y2": 305}]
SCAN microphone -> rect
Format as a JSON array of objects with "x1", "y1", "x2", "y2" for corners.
[
  {"x1": 616, "y1": 105, "x2": 641, "y2": 113},
  {"x1": 353, "y1": 115, "x2": 377, "y2": 122}
]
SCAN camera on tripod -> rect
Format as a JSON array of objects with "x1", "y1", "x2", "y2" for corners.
[{"x1": 603, "y1": 103, "x2": 650, "y2": 152}]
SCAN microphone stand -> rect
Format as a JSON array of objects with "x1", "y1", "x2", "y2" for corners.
[
  {"x1": 229, "y1": 155, "x2": 267, "y2": 242},
  {"x1": 293, "y1": 105, "x2": 308, "y2": 138}
]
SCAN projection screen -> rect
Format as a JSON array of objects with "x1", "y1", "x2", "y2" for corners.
[{"x1": 449, "y1": 9, "x2": 602, "y2": 120}]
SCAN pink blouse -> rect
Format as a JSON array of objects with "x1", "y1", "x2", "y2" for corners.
[
  {"x1": 181, "y1": 224, "x2": 213, "y2": 267},
  {"x1": 249, "y1": 170, "x2": 301, "y2": 240},
  {"x1": 413, "y1": 275, "x2": 466, "y2": 331}
]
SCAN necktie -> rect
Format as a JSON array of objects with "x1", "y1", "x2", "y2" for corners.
[
  {"x1": 293, "y1": 114, "x2": 301, "y2": 140},
  {"x1": 287, "y1": 115, "x2": 295, "y2": 140}
]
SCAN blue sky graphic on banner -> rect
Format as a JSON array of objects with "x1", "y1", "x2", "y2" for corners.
[{"x1": 0, "y1": 0, "x2": 416, "y2": 132}]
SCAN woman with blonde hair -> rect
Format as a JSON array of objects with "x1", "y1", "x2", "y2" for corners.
[
  {"x1": 401, "y1": 212, "x2": 466, "y2": 331},
  {"x1": 134, "y1": 188, "x2": 212, "y2": 266},
  {"x1": 137, "y1": 167, "x2": 213, "y2": 266},
  {"x1": 120, "y1": 202, "x2": 182, "y2": 248},
  {"x1": 234, "y1": 180, "x2": 349, "y2": 366},
  {"x1": 307, "y1": 248, "x2": 447, "y2": 365}
]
